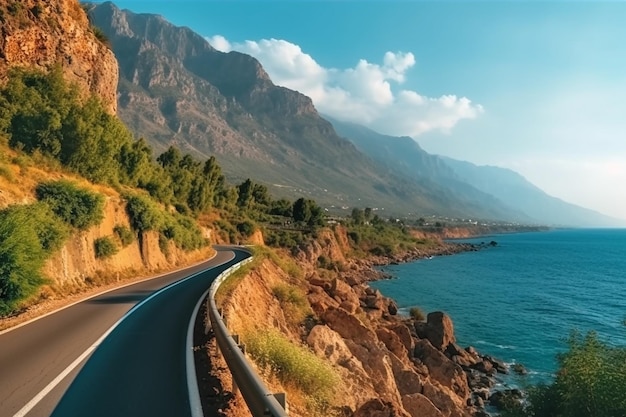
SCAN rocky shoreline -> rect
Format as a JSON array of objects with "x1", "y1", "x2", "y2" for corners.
[
  {"x1": 217, "y1": 227, "x2": 524, "y2": 416},
  {"x1": 340, "y1": 238, "x2": 521, "y2": 416}
]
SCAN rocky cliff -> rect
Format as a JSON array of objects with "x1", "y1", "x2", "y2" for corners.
[
  {"x1": 0, "y1": 0, "x2": 118, "y2": 114},
  {"x1": 215, "y1": 228, "x2": 504, "y2": 417}
]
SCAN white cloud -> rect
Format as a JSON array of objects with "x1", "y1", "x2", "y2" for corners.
[
  {"x1": 205, "y1": 35, "x2": 232, "y2": 53},
  {"x1": 206, "y1": 35, "x2": 483, "y2": 137}
]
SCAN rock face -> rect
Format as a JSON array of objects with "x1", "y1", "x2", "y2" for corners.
[{"x1": 0, "y1": 0, "x2": 118, "y2": 114}]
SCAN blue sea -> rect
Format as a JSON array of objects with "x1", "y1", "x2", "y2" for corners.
[{"x1": 370, "y1": 229, "x2": 626, "y2": 387}]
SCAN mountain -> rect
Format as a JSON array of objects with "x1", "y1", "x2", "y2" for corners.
[
  {"x1": 326, "y1": 117, "x2": 532, "y2": 223},
  {"x1": 88, "y1": 2, "x2": 528, "y2": 221},
  {"x1": 326, "y1": 117, "x2": 620, "y2": 227},
  {"x1": 440, "y1": 158, "x2": 623, "y2": 227}
]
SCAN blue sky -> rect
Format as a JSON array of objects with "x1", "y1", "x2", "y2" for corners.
[{"x1": 100, "y1": 1, "x2": 626, "y2": 221}]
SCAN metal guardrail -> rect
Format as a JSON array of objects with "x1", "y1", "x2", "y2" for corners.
[{"x1": 208, "y1": 256, "x2": 289, "y2": 417}]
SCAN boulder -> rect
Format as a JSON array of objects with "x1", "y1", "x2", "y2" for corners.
[
  {"x1": 414, "y1": 339, "x2": 471, "y2": 403},
  {"x1": 376, "y1": 327, "x2": 409, "y2": 360},
  {"x1": 425, "y1": 311, "x2": 456, "y2": 350},
  {"x1": 307, "y1": 285, "x2": 339, "y2": 316},
  {"x1": 484, "y1": 356, "x2": 509, "y2": 374},
  {"x1": 447, "y1": 343, "x2": 480, "y2": 367},
  {"x1": 489, "y1": 389, "x2": 523, "y2": 410},
  {"x1": 388, "y1": 323, "x2": 415, "y2": 355}
]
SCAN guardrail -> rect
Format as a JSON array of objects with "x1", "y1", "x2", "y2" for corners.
[{"x1": 207, "y1": 256, "x2": 289, "y2": 417}]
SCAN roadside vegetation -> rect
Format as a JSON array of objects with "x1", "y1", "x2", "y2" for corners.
[{"x1": 246, "y1": 328, "x2": 339, "y2": 413}]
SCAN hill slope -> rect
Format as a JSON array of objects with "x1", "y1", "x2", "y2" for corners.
[
  {"x1": 327, "y1": 117, "x2": 621, "y2": 227},
  {"x1": 440, "y1": 158, "x2": 624, "y2": 227}
]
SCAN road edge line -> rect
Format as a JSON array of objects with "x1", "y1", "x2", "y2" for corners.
[
  {"x1": 187, "y1": 287, "x2": 211, "y2": 417},
  {"x1": 0, "y1": 251, "x2": 218, "y2": 336},
  {"x1": 12, "y1": 253, "x2": 230, "y2": 417}
]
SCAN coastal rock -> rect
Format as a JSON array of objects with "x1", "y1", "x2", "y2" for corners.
[
  {"x1": 484, "y1": 356, "x2": 509, "y2": 374},
  {"x1": 401, "y1": 393, "x2": 444, "y2": 417},
  {"x1": 414, "y1": 339, "x2": 471, "y2": 404},
  {"x1": 388, "y1": 323, "x2": 415, "y2": 354},
  {"x1": 307, "y1": 285, "x2": 340, "y2": 316},
  {"x1": 489, "y1": 389, "x2": 523, "y2": 410},
  {"x1": 377, "y1": 327, "x2": 409, "y2": 361},
  {"x1": 425, "y1": 311, "x2": 457, "y2": 350},
  {"x1": 447, "y1": 343, "x2": 480, "y2": 367},
  {"x1": 353, "y1": 399, "x2": 410, "y2": 417}
]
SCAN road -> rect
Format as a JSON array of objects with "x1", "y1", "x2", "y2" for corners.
[{"x1": 0, "y1": 247, "x2": 246, "y2": 417}]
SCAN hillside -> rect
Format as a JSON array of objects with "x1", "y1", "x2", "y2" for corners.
[
  {"x1": 326, "y1": 116, "x2": 532, "y2": 223},
  {"x1": 440, "y1": 158, "x2": 624, "y2": 227},
  {"x1": 89, "y1": 2, "x2": 529, "y2": 222},
  {"x1": 327, "y1": 116, "x2": 622, "y2": 227}
]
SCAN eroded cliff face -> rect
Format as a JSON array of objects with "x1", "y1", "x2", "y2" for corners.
[
  {"x1": 41, "y1": 194, "x2": 207, "y2": 288},
  {"x1": 0, "y1": 0, "x2": 118, "y2": 114},
  {"x1": 219, "y1": 228, "x2": 488, "y2": 417}
]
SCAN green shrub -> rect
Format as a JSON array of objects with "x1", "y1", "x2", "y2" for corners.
[
  {"x1": 409, "y1": 307, "x2": 426, "y2": 321},
  {"x1": 503, "y1": 330, "x2": 626, "y2": 417},
  {"x1": 246, "y1": 329, "x2": 338, "y2": 400},
  {"x1": 94, "y1": 236, "x2": 118, "y2": 259},
  {"x1": 272, "y1": 283, "x2": 307, "y2": 307},
  {"x1": 124, "y1": 193, "x2": 164, "y2": 232},
  {"x1": 0, "y1": 203, "x2": 69, "y2": 316},
  {"x1": 236, "y1": 220, "x2": 256, "y2": 237},
  {"x1": 35, "y1": 180, "x2": 104, "y2": 229},
  {"x1": 90, "y1": 25, "x2": 110, "y2": 46},
  {"x1": 113, "y1": 224, "x2": 134, "y2": 247}
]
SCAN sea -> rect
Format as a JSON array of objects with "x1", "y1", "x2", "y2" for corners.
[{"x1": 370, "y1": 228, "x2": 626, "y2": 388}]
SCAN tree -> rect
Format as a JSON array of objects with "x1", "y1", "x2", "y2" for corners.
[
  {"x1": 292, "y1": 197, "x2": 311, "y2": 223},
  {"x1": 351, "y1": 208, "x2": 365, "y2": 225},
  {"x1": 502, "y1": 330, "x2": 626, "y2": 417},
  {"x1": 237, "y1": 179, "x2": 254, "y2": 209}
]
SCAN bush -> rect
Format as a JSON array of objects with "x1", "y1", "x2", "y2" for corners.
[
  {"x1": 409, "y1": 307, "x2": 426, "y2": 321},
  {"x1": 124, "y1": 193, "x2": 205, "y2": 251},
  {"x1": 246, "y1": 329, "x2": 338, "y2": 400},
  {"x1": 503, "y1": 330, "x2": 626, "y2": 417},
  {"x1": 113, "y1": 224, "x2": 134, "y2": 247},
  {"x1": 36, "y1": 180, "x2": 104, "y2": 229},
  {"x1": 124, "y1": 193, "x2": 164, "y2": 232},
  {"x1": 94, "y1": 236, "x2": 118, "y2": 259},
  {"x1": 0, "y1": 203, "x2": 69, "y2": 315}
]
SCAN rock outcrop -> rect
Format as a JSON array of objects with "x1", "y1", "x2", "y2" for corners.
[
  {"x1": 0, "y1": 0, "x2": 118, "y2": 114},
  {"x1": 218, "y1": 227, "x2": 498, "y2": 417}
]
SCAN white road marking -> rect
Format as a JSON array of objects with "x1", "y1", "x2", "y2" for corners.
[{"x1": 12, "y1": 252, "x2": 231, "y2": 417}]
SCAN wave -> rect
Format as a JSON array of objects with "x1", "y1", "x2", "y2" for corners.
[{"x1": 475, "y1": 340, "x2": 517, "y2": 350}]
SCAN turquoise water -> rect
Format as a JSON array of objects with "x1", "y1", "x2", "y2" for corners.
[{"x1": 370, "y1": 229, "x2": 626, "y2": 385}]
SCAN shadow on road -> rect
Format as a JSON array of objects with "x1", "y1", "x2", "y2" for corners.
[{"x1": 87, "y1": 291, "x2": 153, "y2": 305}]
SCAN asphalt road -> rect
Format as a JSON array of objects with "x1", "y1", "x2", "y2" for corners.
[{"x1": 0, "y1": 247, "x2": 245, "y2": 417}]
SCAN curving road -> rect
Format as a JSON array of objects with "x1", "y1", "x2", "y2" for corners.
[{"x1": 0, "y1": 247, "x2": 247, "y2": 417}]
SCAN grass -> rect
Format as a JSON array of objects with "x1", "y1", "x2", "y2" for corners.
[
  {"x1": 271, "y1": 282, "x2": 312, "y2": 327},
  {"x1": 409, "y1": 306, "x2": 426, "y2": 321},
  {"x1": 245, "y1": 328, "x2": 338, "y2": 402}
]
